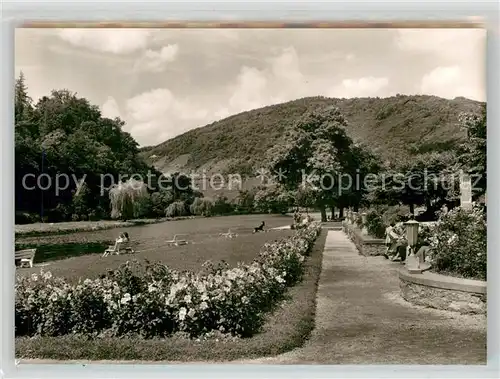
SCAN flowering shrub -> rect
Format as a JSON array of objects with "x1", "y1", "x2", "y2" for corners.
[
  {"x1": 365, "y1": 210, "x2": 386, "y2": 239},
  {"x1": 16, "y1": 222, "x2": 321, "y2": 339},
  {"x1": 426, "y1": 205, "x2": 486, "y2": 280},
  {"x1": 165, "y1": 201, "x2": 189, "y2": 218}
]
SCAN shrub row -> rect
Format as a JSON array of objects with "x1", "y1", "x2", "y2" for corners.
[
  {"x1": 425, "y1": 205, "x2": 486, "y2": 280},
  {"x1": 15, "y1": 222, "x2": 321, "y2": 339},
  {"x1": 365, "y1": 204, "x2": 486, "y2": 281}
]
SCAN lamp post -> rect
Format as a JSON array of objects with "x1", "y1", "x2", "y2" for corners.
[{"x1": 405, "y1": 219, "x2": 421, "y2": 273}]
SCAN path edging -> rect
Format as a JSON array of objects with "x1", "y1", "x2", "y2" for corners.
[{"x1": 398, "y1": 267, "x2": 486, "y2": 314}]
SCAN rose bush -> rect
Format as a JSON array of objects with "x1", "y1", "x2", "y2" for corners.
[
  {"x1": 16, "y1": 221, "x2": 321, "y2": 339},
  {"x1": 365, "y1": 210, "x2": 386, "y2": 239},
  {"x1": 426, "y1": 205, "x2": 486, "y2": 280}
]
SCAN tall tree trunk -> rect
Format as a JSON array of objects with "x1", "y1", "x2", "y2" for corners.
[
  {"x1": 319, "y1": 205, "x2": 327, "y2": 222},
  {"x1": 339, "y1": 207, "x2": 344, "y2": 218},
  {"x1": 331, "y1": 207, "x2": 335, "y2": 220},
  {"x1": 409, "y1": 203, "x2": 415, "y2": 215}
]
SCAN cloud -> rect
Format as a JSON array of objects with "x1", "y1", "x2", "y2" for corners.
[
  {"x1": 228, "y1": 66, "x2": 269, "y2": 112},
  {"x1": 395, "y1": 29, "x2": 486, "y2": 61},
  {"x1": 328, "y1": 76, "x2": 389, "y2": 98},
  {"x1": 226, "y1": 47, "x2": 312, "y2": 114},
  {"x1": 124, "y1": 88, "x2": 209, "y2": 143},
  {"x1": 397, "y1": 29, "x2": 486, "y2": 101},
  {"x1": 133, "y1": 44, "x2": 179, "y2": 72},
  {"x1": 101, "y1": 96, "x2": 121, "y2": 119},
  {"x1": 214, "y1": 108, "x2": 231, "y2": 120},
  {"x1": 57, "y1": 29, "x2": 152, "y2": 54},
  {"x1": 420, "y1": 66, "x2": 484, "y2": 101}
]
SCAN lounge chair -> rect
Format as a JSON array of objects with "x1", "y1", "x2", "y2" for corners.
[
  {"x1": 103, "y1": 240, "x2": 121, "y2": 257},
  {"x1": 219, "y1": 229, "x2": 237, "y2": 238},
  {"x1": 166, "y1": 234, "x2": 189, "y2": 246},
  {"x1": 102, "y1": 239, "x2": 135, "y2": 257}
]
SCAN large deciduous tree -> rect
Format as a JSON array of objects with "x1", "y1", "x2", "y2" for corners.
[
  {"x1": 267, "y1": 106, "x2": 378, "y2": 221},
  {"x1": 14, "y1": 73, "x2": 163, "y2": 222},
  {"x1": 109, "y1": 178, "x2": 149, "y2": 220}
]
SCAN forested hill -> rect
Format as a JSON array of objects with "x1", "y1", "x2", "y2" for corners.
[{"x1": 140, "y1": 95, "x2": 484, "y2": 176}]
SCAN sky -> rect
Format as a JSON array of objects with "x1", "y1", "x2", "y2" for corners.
[{"x1": 15, "y1": 27, "x2": 486, "y2": 147}]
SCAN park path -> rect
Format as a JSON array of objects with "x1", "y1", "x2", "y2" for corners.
[
  {"x1": 236, "y1": 230, "x2": 487, "y2": 364},
  {"x1": 20, "y1": 230, "x2": 486, "y2": 365}
]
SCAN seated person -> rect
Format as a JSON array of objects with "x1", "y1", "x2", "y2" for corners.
[
  {"x1": 253, "y1": 221, "x2": 265, "y2": 233},
  {"x1": 384, "y1": 223, "x2": 398, "y2": 258},
  {"x1": 116, "y1": 232, "x2": 130, "y2": 243}
]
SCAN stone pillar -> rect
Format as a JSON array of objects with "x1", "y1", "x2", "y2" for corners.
[
  {"x1": 361, "y1": 212, "x2": 368, "y2": 235},
  {"x1": 460, "y1": 173, "x2": 473, "y2": 210},
  {"x1": 405, "y1": 220, "x2": 422, "y2": 274}
]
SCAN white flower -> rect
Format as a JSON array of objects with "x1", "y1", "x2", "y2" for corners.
[
  {"x1": 184, "y1": 294, "x2": 192, "y2": 304},
  {"x1": 178, "y1": 307, "x2": 187, "y2": 321},
  {"x1": 31, "y1": 274, "x2": 39, "y2": 281},
  {"x1": 49, "y1": 292, "x2": 58, "y2": 302},
  {"x1": 200, "y1": 301, "x2": 209, "y2": 310},
  {"x1": 187, "y1": 308, "x2": 196, "y2": 318},
  {"x1": 120, "y1": 293, "x2": 131, "y2": 304},
  {"x1": 148, "y1": 284, "x2": 157, "y2": 293},
  {"x1": 447, "y1": 234, "x2": 458, "y2": 245}
]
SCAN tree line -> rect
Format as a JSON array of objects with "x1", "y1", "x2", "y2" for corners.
[{"x1": 15, "y1": 73, "x2": 486, "y2": 223}]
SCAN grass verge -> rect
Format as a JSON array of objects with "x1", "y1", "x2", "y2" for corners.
[
  {"x1": 16, "y1": 229, "x2": 326, "y2": 362},
  {"x1": 15, "y1": 217, "x2": 211, "y2": 238}
]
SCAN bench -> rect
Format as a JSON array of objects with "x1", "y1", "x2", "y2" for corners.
[{"x1": 15, "y1": 249, "x2": 37, "y2": 268}]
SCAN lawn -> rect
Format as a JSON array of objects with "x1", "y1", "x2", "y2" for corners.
[
  {"x1": 16, "y1": 214, "x2": 294, "y2": 282},
  {"x1": 16, "y1": 229, "x2": 327, "y2": 362}
]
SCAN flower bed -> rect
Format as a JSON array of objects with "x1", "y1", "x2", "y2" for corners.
[
  {"x1": 389, "y1": 205, "x2": 486, "y2": 281},
  {"x1": 15, "y1": 222, "x2": 321, "y2": 339},
  {"x1": 424, "y1": 206, "x2": 486, "y2": 281}
]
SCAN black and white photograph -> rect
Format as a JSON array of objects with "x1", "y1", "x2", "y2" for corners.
[{"x1": 13, "y1": 25, "x2": 486, "y2": 365}]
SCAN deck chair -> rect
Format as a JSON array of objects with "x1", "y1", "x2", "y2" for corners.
[
  {"x1": 166, "y1": 234, "x2": 188, "y2": 246},
  {"x1": 219, "y1": 229, "x2": 237, "y2": 238},
  {"x1": 103, "y1": 240, "x2": 121, "y2": 257}
]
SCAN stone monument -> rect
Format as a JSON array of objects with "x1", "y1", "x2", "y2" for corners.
[{"x1": 460, "y1": 173, "x2": 473, "y2": 210}]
